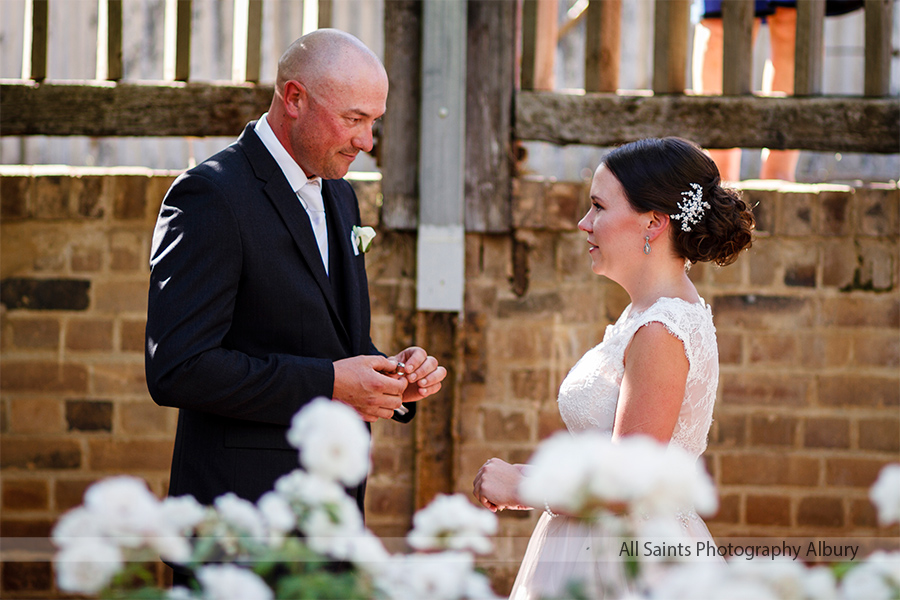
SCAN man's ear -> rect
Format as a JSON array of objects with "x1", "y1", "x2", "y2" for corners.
[
  {"x1": 282, "y1": 80, "x2": 306, "y2": 119},
  {"x1": 646, "y1": 211, "x2": 671, "y2": 243}
]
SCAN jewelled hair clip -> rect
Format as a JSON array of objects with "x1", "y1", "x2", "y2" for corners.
[{"x1": 671, "y1": 182, "x2": 710, "y2": 232}]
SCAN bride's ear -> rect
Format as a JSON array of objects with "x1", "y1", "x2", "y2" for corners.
[{"x1": 645, "y1": 211, "x2": 670, "y2": 243}]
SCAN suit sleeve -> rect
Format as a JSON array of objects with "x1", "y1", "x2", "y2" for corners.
[{"x1": 145, "y1": 172, "x2": 333, "y2": 426}]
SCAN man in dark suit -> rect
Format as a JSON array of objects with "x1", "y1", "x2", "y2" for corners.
[{"x1": 145, "y1": 29, "x2": 446, "y2": 513}]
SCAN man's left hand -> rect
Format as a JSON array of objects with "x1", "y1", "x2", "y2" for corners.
[{"x1": 388, "y1": 346, "x2": 447, "y2": 403}]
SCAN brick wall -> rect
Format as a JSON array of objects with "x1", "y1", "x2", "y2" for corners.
[{"x1": 1, "y1": 168, "x2": 897, "y2": 597}]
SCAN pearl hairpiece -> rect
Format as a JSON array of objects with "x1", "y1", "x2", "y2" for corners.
[{"x1": 671, "y1": 183, "x2": 710, "y2": 232}]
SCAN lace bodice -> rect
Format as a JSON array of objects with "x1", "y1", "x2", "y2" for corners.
[{"x1": 557, "y1": 297, "x2": 718, "y2": 459}]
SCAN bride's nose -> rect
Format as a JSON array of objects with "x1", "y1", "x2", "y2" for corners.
[{"x1": 578, "y1": 211, "x2": 591, "y2": 232}]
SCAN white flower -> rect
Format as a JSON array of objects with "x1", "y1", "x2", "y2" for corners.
[
  {"x1": 869, "y1": 463, "x2": 900, "y2": 526},
  {"x1": 161, "y1": 495, "x2": 208, "y2": 534},
  {"x1": 275, "y1": 469, "x2": 349, "y2": 505},
  {"x1": 287, "y1": 398, "x2": 371, "y2": 486},
  {"x1": 257, "y1": 491, "x2": 296, "y2": 538},
  {"x1": 407, "y1": 494, "x2": 498, "y2": 555},
  {"x1": 167, "y1": 587, "x2": 198, "y2": 600},
  {"x1": 352, "y1": 225, "x2": 377, "y2": 253},
  {"x1": 55, "y1": 539, "x2": 123, "y2": 594},
  {"x1": 303, "y1": 493, "x2": 366, "y2": 559},
  {"x1": 376, "y1": 551, "x2": 477, "y2": 600},
  {"x1": 214, "y1": 493, "x2": 267, "y2": 540},
  {"x1": 83, "y1": 475, "x2": 164, "y2": 547},
  {"x1": 841, "y1": 562, "x2": 895, "y2": 600},
  {"x1": 195, "y1": 564, "x2": 273, "y2": 600},
  {"x1": 52, "y1": 506, "x2": 101, "y2": 548},
  {"x1": 803, "y1": 566, "x2": 839, "y2": 600},
  {"x1": 347, "y1": 530, "x2": 391, "y2": 571}
]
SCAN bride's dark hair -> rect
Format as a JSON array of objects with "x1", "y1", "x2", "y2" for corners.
[{"x1": 603, "y1": 137, "x2": 754, "y2": 266}]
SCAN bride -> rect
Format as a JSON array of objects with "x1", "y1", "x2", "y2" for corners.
[{"x1": 473, "y1": 137, "x2": 755, "y2": 599}]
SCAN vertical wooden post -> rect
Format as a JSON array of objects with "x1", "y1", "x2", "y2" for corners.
[
  {"x1": 232, "y1": 0, "x2": 263, "y2": 82},
  {"x1": 585, "y1": 0, "x2": 621, "y2": 93},
  {"x1": 417, "y1": 0, "x2": 466, "y2": 312},
  {"x1": 465, "y1": 0, "x2": 515, "y2": 232},
  {"x1": 652, "y1": 0, "x2": 690, "y2": 94},
  {"x1": 22, "y1": 0, "x2": 48, "y2": 81},
  {"x1": 721, "y1": 0, "x2": 754, "y2": 95},
  {"x1": 381, "y1": 0, "x2": 422, "y2": 231},
  {"x1": 164, "y1": 0, "x2": 192, "y2": 81},
  {"x1": 794, "y1": 0, "x2": 825, "y2": 96},
  {"x1": 318, "y1": 0, "x2": 333, "y2": 28},
  {"x1": 864, "y1": 0, "x2": 893, "y2": 97},
  {"x1": 97, "y1": 0, "x2": 123, "y2": 81},
  {"x1": 521, "y1": 0, "x2": 558, "y2": 91}
]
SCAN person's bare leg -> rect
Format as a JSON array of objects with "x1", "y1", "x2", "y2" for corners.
[
  {"x1": 760, "y1": 7, "x2": 799, "y2": 181},
  {"x1": 695, "y1": 18, "x2": 742, "y2": 181}
]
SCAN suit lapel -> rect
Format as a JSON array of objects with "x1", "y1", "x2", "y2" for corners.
[
  {"x1": 238, "y1": 124, "x2": 351, "y2": 348},
  {"x1": 323, "y1": 181, "x2": 363, "y2": 352}
]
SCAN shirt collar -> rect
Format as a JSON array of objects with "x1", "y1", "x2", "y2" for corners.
[{"x1": 255, "y1": 113, "x2": 321, "y2": 193}]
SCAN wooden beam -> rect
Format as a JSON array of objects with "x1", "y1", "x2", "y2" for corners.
[
  {"x1": 232, "y1": 0, "x2": 263, "y2": 82},
  {"x1": 381, "y1": 0, "x2": 421, "y2": 231},
  {"x1": 1, "y1": 81, "x2": 272, "y2": 137},
  {"x1": 318, "y1": 0, "x2": 333, "y2": 29},
  {"x1": 652, "y1": 0, "x2": 690, "y2": 94},
  {"x1": 721, "y1": 0, "x2": 754, "y2": 95},
  {"x1": 864, "y1": 0, "x2": 893, "y2": 97},
  {"x1": 794, "y1": 0, "x2": 825, "y2": 96},
  {"x1": 22, "y1": 0, "x2": 48, "y2": 81},
  {"x1": 164, "y1": 0, "x2": 192, "y2": 81},
  {"x1": 417, "y1": 0, "x2": 466, "y2": 312},
  {"x1": 585, "y1": 0, "x2": 621, "y2": 93},
  {"x1": 97, "y1": 0, "x2": 124, "y2": 81},
  {"x1": 465, "y1": 0, "x2": 515, "y2": 232},
  {"x1": 521, "y1": 0, "x2": 558, "y2": 91},
  {"x1": 514, "y1": 91, "x2": 900, "y2": 153}
]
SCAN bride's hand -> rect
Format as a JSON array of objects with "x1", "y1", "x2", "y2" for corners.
[{"x1": 472, "y1": 458, "x2": 532, "y2": 512}]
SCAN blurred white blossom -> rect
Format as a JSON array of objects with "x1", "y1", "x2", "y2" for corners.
[
  {"x1": 214, "y1": 493, "x2": 267, "y2": 541},
  {"x1": 869, "y1": 463, "x2": 900, "y2": 527},
  {"x1": 287, "y1": 397, "x2": 371, "y2": 486},
  {"x1": 55, "y1": 539, "x2": 123, "y2": 595},
  {"x1": 407, "y1": 493, "x2": 498, "y2": 554},
  {"x1": 376, "y1": 551, "x2": 501, "y2": 600},
  {"x1": 196, "y1": 564, "x2": 274, "y2": 600}
]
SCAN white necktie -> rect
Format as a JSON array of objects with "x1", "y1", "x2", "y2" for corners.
[{"x1": 297, "y1": 179, "x2": 329, "y2": 275}]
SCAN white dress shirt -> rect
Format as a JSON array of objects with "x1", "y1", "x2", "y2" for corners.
[{"x1": 255, "y1": 114, "x2": 329, "y2": 274}]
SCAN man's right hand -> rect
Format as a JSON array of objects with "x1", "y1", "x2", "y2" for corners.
[{"x1": 332, "y1": 355, "x2": 408, "y2": 422}]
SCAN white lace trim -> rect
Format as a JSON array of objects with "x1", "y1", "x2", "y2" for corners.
[{"x1": 557, "y1": 297, "x2": 718, "y2": 460}]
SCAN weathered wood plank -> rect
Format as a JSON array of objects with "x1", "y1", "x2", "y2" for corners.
[
  {"x1": 515, "y1": 91, "x2": 900, "y2": 153},
  {"x1": 585, "y1": 0, "x2": 621, "y2": 93},
  {"x1": 521, "y1": 0, "x2": 557, "y2": 91},
  {"x1": 381, "y1": 0, "x2": 421, "y2": 231},
  {"x1": 101, "y1": 0, "x2": 124, "y2": 81},
  {"x1": 795, "y1": 0, "x2": 825, "y2": 96},
  {"x1": 231, "y1": 0, "x2": 264, "y2": 83},
  {"x1": 864, "y1": 0, "x2": 893, "y2": 97},
  {"x1": 23, "y1": 0, "x2": 48, "y2": 81},
  {"x1": 722, "y1": 0, "x2": 754, "y2": 95},
  {"x1": 465, "y1": 0, "x2": 514, "y2": 232},
  {"x1": 1, "y1": 81, "x2": 273, "y2": 137},
  {"x1": 652, "y1": 0, "x2": 690, "y2": 94},
  {"x1": 164, "y1": 0, "x2": 193, "y2": 81}
]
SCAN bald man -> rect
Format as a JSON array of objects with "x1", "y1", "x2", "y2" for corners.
[{"x1": 146, "y1": 30, "x2": 446, "y2": 515}]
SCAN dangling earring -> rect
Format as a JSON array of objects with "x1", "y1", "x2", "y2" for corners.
[{"x1": 643, "y1": 236, "x2": 651, "y2": 255}]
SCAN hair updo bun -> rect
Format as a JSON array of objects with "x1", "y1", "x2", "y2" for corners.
[{"x1": 603, "y1": 137, "x2": 754, "y2": 266}]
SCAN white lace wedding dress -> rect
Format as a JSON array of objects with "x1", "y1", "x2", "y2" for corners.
[{"x1": 509, "y1": 297, "x2": 721, "y2": 600}]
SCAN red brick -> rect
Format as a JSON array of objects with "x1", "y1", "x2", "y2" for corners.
[
  {"x1": 720, "y1": 454, "x2": 819, "y2": 486},
  {"x1": 798, "y1": 333, "x2": 852, "y2": 369},
  {"x1": 120, "y1": 319, "x2": 146, "y2": 352},
  {"x1": 6, "y1": 318, "x2": 60, "y2": 349},
  {"x1": 858, "y1": 418, "x2": 900, "y2": 453},
  {"x1": 819, "y1": 297, "x2": 900, "y2": 328},
  {"x1": 707, "y1": 493, "x2": 740, "y2": 524},
  {"x1": 7, "y1": 399, "x2": 64, "y2": 434},
  {"x1": 716, "y1": 333, "x2": 742, "y2": 365},
  {"x1": 1, "y1": 479, "x2": 49, "y2": 511},
  {"x1": 779, "y1": 191, "x2": 815, "y2": 236},
  {"x1": 92, "y1": 362, "x2": 148, "y2": 395},
  {"x1": 721, "y1": 373, "x2": 810, "y2": 407},
  {"x1": 1, "y1": 175, "x2": 31, "y2": 219},
  {"x1": 826, "y1": 458, "x2": 888, "y2": 488},
  {"x1": 511, "y1": 369, "x2": 550, "y2": 401},
  {"x1": 71, "y1": 244, "x2": 104, "y2": 272},
  {"x1": 797, "y1": 496, "x2": 844, "y2": 528},
  {"x1": 537, "y1": 408, "x2": 566, "y2": 440},
  {"x1": 0, "y1": 438, "x2": 82, "y2": 470},
  {"x1": 709, "y1": 412, "x2": 746, "y2": 447},
  {"x1": 749, "y1": 414, "x2": 797, "y2": 447},
  {"x1": 32, "y1": 175, "x2": 72, "y2": 219},
  {"x1": 854, "y1": 334, "x2": 900, "y2": 368},
  {"x1": 748, "y1": 240, "x2": 781, "y2": 286},
  {"x1": 746, "y1": 495, "x2": 792, "y2": 526},
  {"x1": 818, "y1": 375, "x2": 898, "y2": 408},
  {"x1": 821, "y1": 240, "x2": 857, "y2": 288},
  {"x1": 92, "y1": 280, "x2": 149, "y2": 313},
  {"x1": 0, "y1": 362, "x2": 88, "y2": 393},
  {"x1": 747, "y1": 334, "x2": 798, "y2": 366},
  {"x1": 88, "y1": 439, "x2": 173, "y2": 470},
  {"x1": 804, "y1": 417, "x2": 850, "y2": 449},
  {"x1": 850, "y1": 498, "x2": 878, "y2": 528},
  {"x1": 66, "y1": 318, "x2": 114, "y2": 351},
  {"x1": 818, "y1": 189, "x2": 853, "y2": 236},
  {"x1": 55, "y1": 478, "x2": 96, "y2": 511},
  {"x1": 1, "y1": 561, "x2": 53, "y2": 592},
  {"x1": 0, "y1": 519, "x2": 54, "y2": 537},
  {"x1": 856, "y1": 185, "x2": 899, "y2": 237},
  {"x1": 483, "y1": 409, "x2": 531, "y2": 442},
  {"x1": 72, "y1": 174, "x2": 105, "y2": 219},
  {"x1": 66, "y1": 400, "x2": 113, "y2": 431},
  {"x1": 712, "y1": 295, "x2": 814, "y2": 329},
  {"x1": 120, "y1": 402, "x2": 175, "y2": 435},
  {"x1": 112, "y1": 176, "x2": 149, "y2": 220},
  {"x1": 365, "y1": 484, "x2": 414, "y2": 518}
]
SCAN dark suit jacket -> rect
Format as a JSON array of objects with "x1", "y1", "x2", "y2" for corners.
[{"x1": 145, "y1": 122, "x2": 414, "y2": 509}]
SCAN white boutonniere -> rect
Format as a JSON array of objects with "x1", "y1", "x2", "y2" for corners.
[{"x1": 351, "y1": 225, "x2": 376, "y2": 255}]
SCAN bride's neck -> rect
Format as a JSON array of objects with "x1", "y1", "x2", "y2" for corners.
[{"x1": 621, "y1": 260, "x2": 697, "y2": 313}]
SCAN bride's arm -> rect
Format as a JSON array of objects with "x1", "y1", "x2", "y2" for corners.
[
  {"x1": 473, "y1": 458, "x2": 534, "y2": 512},
  {"x1": 613, "y1": 322, "x2": 688, "y2": 443}
]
